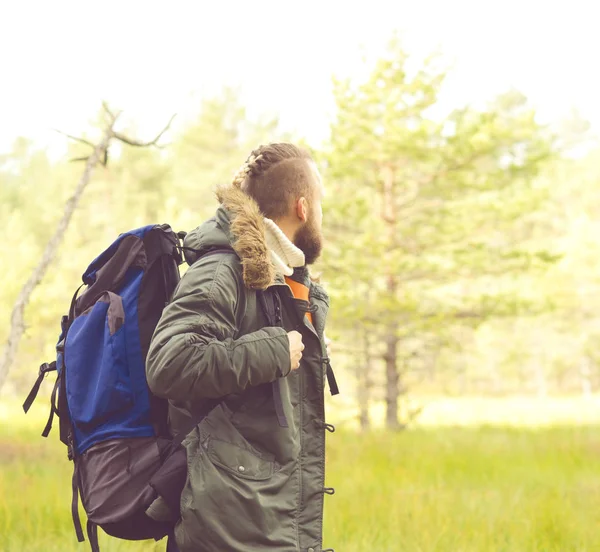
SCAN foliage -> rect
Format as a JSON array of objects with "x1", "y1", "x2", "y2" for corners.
[
  {"x1": 320, "y1": 37, "x2": 564, "y2": 426},
  {"x1": 0, "y1": 40, "x2": 598, "y2": 417}
]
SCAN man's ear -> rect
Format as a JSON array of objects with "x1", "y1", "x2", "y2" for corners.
[{"x1": 296, "y1": 197, "x2": 309, "y2": 223}]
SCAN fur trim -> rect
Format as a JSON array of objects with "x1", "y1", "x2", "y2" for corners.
[{"x1": 216, "y1": 186, "x2": 275, "y2": 290}]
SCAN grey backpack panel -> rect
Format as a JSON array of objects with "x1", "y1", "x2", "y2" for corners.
[{"x1": 79, "y1": 437, "x2": 161, "y2": 525}]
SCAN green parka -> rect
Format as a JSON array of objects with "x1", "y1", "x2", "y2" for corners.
[{"x1": 146, "y1": 186, "x2": 336, "y2": 552}]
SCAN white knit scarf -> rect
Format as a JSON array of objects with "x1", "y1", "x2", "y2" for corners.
[{"x1": 263, "y1": 218, "x2": 305, "y2": 276}]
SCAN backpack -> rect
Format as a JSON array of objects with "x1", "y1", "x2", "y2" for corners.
[{"x1": 22, "y1": 224, "x2": 223, "y2": 552}]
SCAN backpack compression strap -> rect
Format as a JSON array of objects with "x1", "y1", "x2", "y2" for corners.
[{"x1": 258, "y1": 289, "x2": 289, "y2": 429}]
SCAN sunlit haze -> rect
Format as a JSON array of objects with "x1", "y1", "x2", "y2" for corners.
[{"x1": 1, "y1": 0, "x2": 598, "y2": 152}]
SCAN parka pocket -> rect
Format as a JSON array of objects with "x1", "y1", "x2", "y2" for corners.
[
  {"x1": 200, "y1": 403, "x2": 278, "y2": 481},
  {"x1": 177, "y1": 404, "x2": 296, "y2": 550},
  {"x1": 206, "y1": 437, "x2": 275, "y2": 481}
]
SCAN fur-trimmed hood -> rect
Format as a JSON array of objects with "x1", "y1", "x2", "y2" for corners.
[{"x1": 183, "y1": 186, "x2": 275, "y2": 290}]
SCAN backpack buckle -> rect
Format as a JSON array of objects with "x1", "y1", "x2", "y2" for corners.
[
  {"x1": 39, "y1": 362, "x2": 57, "y2": 376},
  {"x1": 23, "y1": 361, "x2": 58, "y2": 414}
]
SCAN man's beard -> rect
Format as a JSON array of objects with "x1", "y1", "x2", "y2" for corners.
[{"x1": 294, "y1": 216, "x2": 323, "y2": 265}]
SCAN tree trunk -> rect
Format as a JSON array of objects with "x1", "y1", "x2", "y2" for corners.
[
  {"x1": 358, "y1": 329, "x2": 372, "y2": 432},
  {"x1": 381, "y1": 165, "x2": 401, "y2": 430},
  {"x1": 0, "y1": 125, "x2": 114, "y2": 393},
  {"x1": 384, "y1": 318, "x2": 401, "y2": 430},
  {"x1": 0, "y1": 106, "x2": 175, "y2": 394}
]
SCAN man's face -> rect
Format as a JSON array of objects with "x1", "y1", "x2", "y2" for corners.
[{"x1": 294, "y1": 164, "x2": 324, "y2": 265}]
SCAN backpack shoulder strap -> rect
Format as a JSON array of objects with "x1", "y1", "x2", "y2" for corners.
[
  {"x1": 257, "y1": 289, "x2": 288, "y2": 428},
  {"x1": 183, "y1": 246, "x2": 236, "y2": 264},
  {"x1": 258, "y1": 288, "x2": 280, "y2": 327}
]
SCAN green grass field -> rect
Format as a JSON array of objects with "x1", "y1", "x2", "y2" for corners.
[{"x1": 2, "y1": 402, "x2": 600, "y2": 551}]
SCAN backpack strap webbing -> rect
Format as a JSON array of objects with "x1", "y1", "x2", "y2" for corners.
[
  {"x1": 325, "y1": 361, "x2": 339, "y2": 396},
  {"x1": 258, "y1": 289, "x2": 289, "y2": 429},
  {"x1": 22, "y1": 361, "x2": 56, "y2": 414},
  {"x1": 87, "y1": 520, "x2": 100, "y2": 552},
  {"x1": 21, "y1": 282, "x2": 87, "y2": 544},
  {"x1": 295, "y1": 298, "x2": 340, "y2": 397},
  {"x1": 71, "y1": 452, "x2": 85, "y2": 544},
  {"x1": 65, "y1": 286, "x2": 86, "y2": 545},
  {"x1": 42, "y1": 374, "x2": 60, "y2": 438}
]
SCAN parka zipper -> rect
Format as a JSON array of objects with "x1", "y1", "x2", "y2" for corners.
[{"x1": 273, "y1": 282, "x2": 331, "y2": 547}]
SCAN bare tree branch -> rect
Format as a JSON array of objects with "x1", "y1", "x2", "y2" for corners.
[
  {"x1": 69, "y1": 150, "x2": 109, "y2": 166},
  {"x1": 58, "y1": 107, "x2": 119, "y2": 165},
  {"x1": 0, "y1": 106, "x2": 177, "y2": 393},
  {"x1": 51, "y1": 129, "x2": 96, "y2": 149},
  {"x1": 102, "y1": 101, "x2": 117, "y2": 121},
  {"x1": 113, "y1": 114, "x2": 176, "y2": 148},
  {"x1": 0, "y1": 124, "x2": 115, "y2": 393}
]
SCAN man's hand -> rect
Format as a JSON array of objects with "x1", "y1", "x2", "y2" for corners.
[{"x1": 287, "y1": 331, "x2": 305, "y2": 371}]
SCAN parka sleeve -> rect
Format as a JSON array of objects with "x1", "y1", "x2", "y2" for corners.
[{"x1": 146, "y1": 256, "x2": 291, "y2": 401}]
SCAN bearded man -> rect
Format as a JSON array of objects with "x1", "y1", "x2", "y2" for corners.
[{"x1": 147, "y1": 143, "x2": 338, "y2": 552}]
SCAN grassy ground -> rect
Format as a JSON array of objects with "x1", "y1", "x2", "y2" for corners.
[{"x1": 1, "y1": 401, "x2": 600, "y2": 551}]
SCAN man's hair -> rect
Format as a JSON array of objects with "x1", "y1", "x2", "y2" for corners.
[{"x1": 232, "y1": 143, "x2": 315, "y2": 220}]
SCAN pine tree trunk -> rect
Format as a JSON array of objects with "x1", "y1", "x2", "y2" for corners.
[
  {"x1": 384, "y1": 318, "x2": 401, "y2": 430},
  {"x1": 358, "y1": 330, "x2": 372, "y2": 432},
  {"x1": 381, "y1": 165, "x2": 401, "y2": 430}
]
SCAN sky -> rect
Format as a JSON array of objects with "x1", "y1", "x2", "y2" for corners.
[{"x1": 0, "y1": 0, "x2": 598, "y2": 155}]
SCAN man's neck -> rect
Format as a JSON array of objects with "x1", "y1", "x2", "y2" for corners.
[{"x1": 273, "y1": 217, "x2": 297, "y2": 243}]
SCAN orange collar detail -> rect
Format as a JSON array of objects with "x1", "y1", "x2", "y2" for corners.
[{"x1": 284, "y1": 277, "x2": 313, "y2": 324}]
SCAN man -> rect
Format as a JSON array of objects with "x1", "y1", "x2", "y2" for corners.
[{"x1": 147, "y1": 143, "x2": 337, "y2": 552}]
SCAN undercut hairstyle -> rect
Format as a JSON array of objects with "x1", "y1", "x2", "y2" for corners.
[{"x1": 231, "y1": 143, "x2": 316, "y2": 220}]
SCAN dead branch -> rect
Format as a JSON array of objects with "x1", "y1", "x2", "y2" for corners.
[
  {"x1": 0, "y1": 106, "x2": 176, "y2": 393},
  {"x1": 59, "y1": 106, "x2": 120, "y2": 165},
  {"x1": 51, "y1": 129, "x2": 95, "y2": 149},
  {"x1": 0, "y1": 121, "x2": 116, "y2": 393},
  {"x1": 112, "y1": 114, "x2": 176, "y2": 148},
  {"x1": 102, "y1": 101, "x2": 117, "y2": 120}
]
